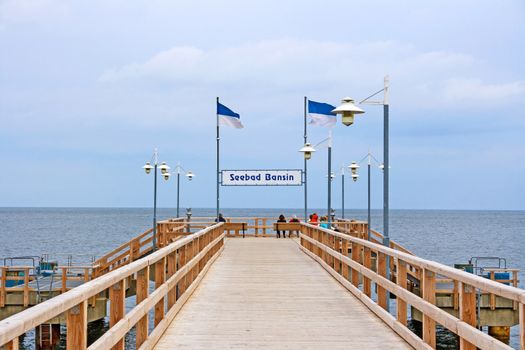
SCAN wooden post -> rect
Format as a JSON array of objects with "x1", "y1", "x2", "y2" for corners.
[
  {"x1": 396, "y1": 259, "x2": 408, "y2": 326},
  {"x1": 519, "y1": 302, "x2": 524, "y2": 350},
  {"x1": 109, "y1": 280, "x2": 125, "y2": 350},
  {"x1": 363, "y1": 247, "x2": 371, "y2": 297},
  {"x1": 422, "y1": 268, "x2": 436, "y2": 348},
  {"x1": 489, "y1": 271, "x2": 496, "y2": 310},
  {"x1": 61, "y1": 267, "x2": 67, "y2": 293},
  {"x1": 459, "y1": 281, "x2": 477, "y2": 350},
  {"x1": 179, "y1": 244, "x2": 187, "y2": 295},
  {"x1": 5, "y1": 337, "x2": 19, "y2": 350},
  {"x1": 167, "y1": 251, "x2": 177, "y2": 309},
  {"x1": 377, "y1": 252, "x2": 387, "y2": 309},
  {"x1": 341, "y1": 239, "x2": 349, "y2": 280},
  {"x1": 155, "y1": 257, "x2": 166, "y2": 326},
  {"x1": 351, "y1": 242, "x2": 360, "y2": 287},
  {"x1": 66, "y1": 300, "x2": 87, "y2": 350},
  {"x1": 136, "y1": 267, "x2": 149, "y2": 348},
  {"x1": 0, "y1": 266, "x2": 6, "y2": 307},
  {"x1": 262, "y1": 219, "x2": 267, "y2": 235},
  {"x1": 23, "y1": 268, "x2": 29, "y2": 307}
]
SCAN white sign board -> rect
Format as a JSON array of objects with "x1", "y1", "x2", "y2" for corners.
[{"x1": 221, "y1": 169, "x2": 303, "y2": 186}]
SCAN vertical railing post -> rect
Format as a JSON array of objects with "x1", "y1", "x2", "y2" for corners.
[
  {"x1": 422, "y1": 268, "x2": 436, "y2": 349},
  {"x1": 155, "y1": 257, "x2": 166, "y2": 326},
  {"x1": 519, "y1": 302, "x2": 524, "y2": 350},
  {"x1": 0, "y1": 267, "x2": 6, "y2": 307},
  {"x1": 396, "y1": 259, "x2": 408, "y2": 326},
  {"x1": 66, "y1": 300, "x2": 87, "y2": 350},
  {"x1": 377, "y1": 252, "x2": 387, "y2": 309},
  {"x1": 5, "y1": 338, "x2": 19, "y2": 350},
  {"x1": 459, "y1": 281, "x2": 477, "y2": 350},
  {"x1": 351, "y1": 242, "x2": 360, "y2": 287},
  {"x1": 363, "y1": 247, "x2": 372, "y2": 297},
  {"x1": 109, "y1": 280, "x2": 125, "y2": 350},
  {"x1": 136, "y1": 266, "x2": 149, "y2": 348},
  {"x1": 23, "y1": 268, "x2": 29, "y2": 307},
  {"x1": 341, "y1": 238, "x2": 349, "y2": 280}
]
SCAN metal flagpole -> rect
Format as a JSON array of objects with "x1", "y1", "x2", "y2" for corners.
[
  {"x1": 383, "y1": 76, "x2": 390, "y2": 311},
  {"x1": 152, "y1": 148, "x2": 158, "y2": 251},
  {"x1": 341, "y1": 166, "x2": 345, "y2": 219},
  {"x1": 367, "y1": 153, "x2": 371, "y2": 241},
  {"x1": 327, "y1": 130, "x2": 332, "y2": 224},
  {"x1": 216, "y1": 97, "x2": 220, "y2": 220},
  {"x1": 176, "y1": 163, "x2": 180, "y2": 218},
  {"x1": 304, "y1": 96, "x2": 308, "y2": 222}
]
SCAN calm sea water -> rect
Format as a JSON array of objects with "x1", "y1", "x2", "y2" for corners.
[{"x1": 0, "y1": 208, "x2": 523, "y2": 349}]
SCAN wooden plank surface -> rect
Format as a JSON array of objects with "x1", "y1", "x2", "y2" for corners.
[{"x1": 154, "y1": 238, "x2": 412, "y2": 349}]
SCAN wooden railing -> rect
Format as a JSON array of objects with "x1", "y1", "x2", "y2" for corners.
[
  {"x1": 299, "y1": 223, "x2": 525, "y2": 350},
  {"x1": 0, "y1": 223, "x2": 225, "y2": 350},
  {"x1": 92, "y1": 218, "x2": 186, "y2": 277}
]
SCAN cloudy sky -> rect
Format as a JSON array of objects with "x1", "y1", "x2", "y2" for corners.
[{"x1": 1, "y1": 0, "x2": 524, "y2": 210}]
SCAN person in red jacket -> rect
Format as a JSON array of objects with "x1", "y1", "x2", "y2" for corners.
[{"x1": 310, "y1": 213, "x2": 319, "y2": 225}]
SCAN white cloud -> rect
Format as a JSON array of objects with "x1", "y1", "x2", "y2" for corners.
[{"x1": 99, "y1": 38, "x2": 524, "y2": 107}]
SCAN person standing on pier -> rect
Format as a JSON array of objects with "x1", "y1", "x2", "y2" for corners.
[{"x1": 276, "y1": 214, "x2": 287, "y2": 238}]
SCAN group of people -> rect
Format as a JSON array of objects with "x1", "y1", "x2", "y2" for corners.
[
  {"x1": 275, "y1": 214, "x2": 300, "y2": 238},
  {"x1": 307, "y1": 212, "x2": 330, "y2": 228}
]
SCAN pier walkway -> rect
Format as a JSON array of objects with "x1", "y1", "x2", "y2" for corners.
[
  {"x1": 155, "y1": 238, "x2": 411, "y2": 349},
  {"x1": 1, "y1": 219, "x2": 524, "y2": 350}
]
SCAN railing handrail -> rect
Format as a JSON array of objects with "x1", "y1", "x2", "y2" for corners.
[
  {"x1": 298, "y1": 223, "x2": 525, "y2": 350},
  {"x1": 0, "y1": 222, "x2": 224, "y2": 346},
  {"x1": 303, "y1": 223, "x2": 525, "y2": 303}
]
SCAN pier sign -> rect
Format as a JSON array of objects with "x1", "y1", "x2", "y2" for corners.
[{"x1": 221, "y1": 169, "x2": 303, "y2": 186}]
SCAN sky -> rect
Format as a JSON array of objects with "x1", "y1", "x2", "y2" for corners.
[{"x1": 0, "y1": 0, "x2": 524, "y2": 210}]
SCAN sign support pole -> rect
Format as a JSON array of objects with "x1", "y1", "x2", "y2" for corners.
[
  {"x1": 304, "y1": 96, "x2": 308, "y2": 222},
  {"x1": 216, "y1": 97, "x2": 220, "y2": 220}
]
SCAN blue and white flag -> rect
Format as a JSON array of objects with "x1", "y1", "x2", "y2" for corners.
[
  {"x1": 218, "y1": 102, "x2": 244, "y2": 129},
  {"x1": 308, "y1": 100, "x2": 336, "y2": 127}
]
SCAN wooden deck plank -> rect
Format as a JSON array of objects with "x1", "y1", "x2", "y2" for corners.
[{"x1": 154, "y1": 238, "x2": 412, "y2": 349}]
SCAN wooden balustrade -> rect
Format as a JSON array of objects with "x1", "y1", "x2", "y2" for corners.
[
  {"x1": 93, "y1": 218, "x2": 186, "y2": 277},
  {"x1": 299, "y1": 223, "x2": 525, "y2": 350},
  {"x1": 0, "y1": 223, "x2": 225, "y2": 350}
]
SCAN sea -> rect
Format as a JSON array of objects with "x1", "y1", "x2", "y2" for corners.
[{"x1": 0, "y1": 208, "x2": 524, "y2": 349}]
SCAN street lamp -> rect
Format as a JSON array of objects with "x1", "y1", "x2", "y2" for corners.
[
  {"x1": 340, "y1": 162, "x2": 360, "y2": 220},
  {"x1": 174, "y1": 163, "x2": 195, "y2": 218},
  {"x1": 143, "y1": 148, "x2": 170, "y2": 251},
  {"x1": 332, "y1": 97, "x2": 365, "y2": 126},
  {"x1": 337, "y1": 75, "x2": 391, "y2": 310},
  {"x1": 299, "y1": 133, "x2": 336, "y2": 224},
  {"x1": 299, "y1": 143, "x2": 316, "y2": 160}
]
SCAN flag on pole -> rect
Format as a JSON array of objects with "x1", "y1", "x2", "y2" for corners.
[
  {"x1": 308, "y1": 100, "x2": 336, "y2": 127},
  {"x1": 217, "y1": 102, "x2": 244, "y2": 129}
]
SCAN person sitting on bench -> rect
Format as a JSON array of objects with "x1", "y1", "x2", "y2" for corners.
[{"x1": 276, "y1": 214, "x2": 287, "y2": 238}]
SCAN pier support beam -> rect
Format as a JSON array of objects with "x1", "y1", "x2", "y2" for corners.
[
  {"x1": 36, "y1": 324, "x2": 61, "y2": 350},
  {"x1": 488, "y1": 326, "x2": 510, "y2": 344}
]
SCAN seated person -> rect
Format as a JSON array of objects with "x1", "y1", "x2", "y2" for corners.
[{"x1": 276, "y1": 214, "x2": 286, "y2": 238}]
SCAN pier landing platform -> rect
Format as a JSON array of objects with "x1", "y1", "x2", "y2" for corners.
[{"x1": 155, "y1": 238, "x2": 411, "y2": 349}]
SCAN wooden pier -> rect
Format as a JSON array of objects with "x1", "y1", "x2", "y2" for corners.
[
  {"x1": 154, "y1": 238, "x2": 411, "y2": 349},
  {"x1": 1, "y1": 218, "x2": 524, "y2": 350}
]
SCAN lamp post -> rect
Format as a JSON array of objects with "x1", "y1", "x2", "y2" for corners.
[
  {"x1": 352, "y1": 152, "x2": 381, "y2": 241},
  {"x1": 143, "y1": 149, "x2": 170, "y2": 251},
  {"x1": 174, "y1": 162, "x2": 195, "y2": 218},
  {"x1": 336, "y1": 75, "x2": 391, "y2": 310},
  {"x1": 299, "y1": 133, "x2": 336, "y2": 224}
]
